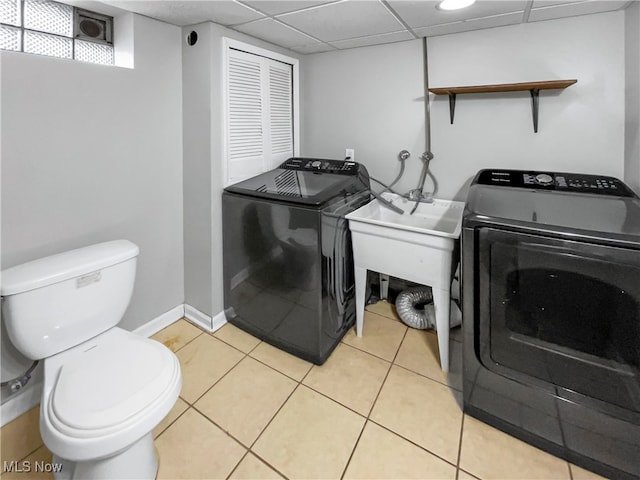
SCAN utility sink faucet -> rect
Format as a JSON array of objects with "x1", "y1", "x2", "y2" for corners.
[{"x1": 409, "y1": 151, "x2": 434, "y2": 213}]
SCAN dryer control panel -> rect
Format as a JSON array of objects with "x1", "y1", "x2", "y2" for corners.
[
  {"x1": 476, "y1": 169, "x2": 636, "y2": 197},
  {"x1": 279, "y1": 157, "x2": 361, "y2": 175}
]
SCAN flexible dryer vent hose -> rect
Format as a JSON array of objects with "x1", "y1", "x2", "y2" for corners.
[{"x1": 395, "y1": 287, "x2": 434, "y2": 329}]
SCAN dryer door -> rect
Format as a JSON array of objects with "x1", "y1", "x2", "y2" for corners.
[{"x1": 477, "y1": 227, "x2": 640, "y2": 414}]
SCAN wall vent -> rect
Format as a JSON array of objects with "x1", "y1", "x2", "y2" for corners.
[{"x1": 74, "y1": 8, "x2": 112, "y2": 45}]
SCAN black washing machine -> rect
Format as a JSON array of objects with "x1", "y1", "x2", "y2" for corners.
[
  {"x1": 222, "y1": 157, "x2": 370, "y2": 365},
  {"x1": 462, "y1": 169, "x2": 640, "y2": 479}
]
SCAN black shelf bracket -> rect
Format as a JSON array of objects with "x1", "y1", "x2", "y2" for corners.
[
  {"x1": 448, "y1": 93, "x2": 456, "y2": 124},
  {"x1": 530, "y1": 88, "x2": 540, "y2": 133},
  {"x1": 433, "y1": 80, "x2": 578, "y2": 133},
  {"x1": 448, "y1": 88, "x2": 542, "y2": 132}
]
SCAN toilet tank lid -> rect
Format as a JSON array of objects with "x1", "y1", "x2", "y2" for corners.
[{"x1": 1, "y1": 240, "x2": 139, "y2": 296}]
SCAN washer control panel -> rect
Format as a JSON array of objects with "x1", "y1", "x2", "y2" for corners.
[
  {"x1": 279, "y1": 157, "x2": 360, "y2": 175},
  {"x1": 476, "y1": 169, "x2": 636, "y2": 197}
]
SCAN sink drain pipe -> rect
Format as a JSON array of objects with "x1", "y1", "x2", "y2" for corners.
[
  {"x1": 396, "y1": 287, "x2": 463, "y2": 330},
  {"x1": 396, "y1": 287, "x2": 434, "y2": 329}
]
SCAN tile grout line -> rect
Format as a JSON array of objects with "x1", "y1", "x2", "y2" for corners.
[
  {"x1": 224, "y1": 450, "x2": 252, "y2": 480},
  {"x1": 156, "y1": 313, "x2": 466, "y2": 479},
  {"x1": 364, "y1": 323, "x2": 462, "y2": 473},
  {"x1": 391, "y1": 326, "x2": 409, "y2": 364},
  {"x1": 338, "y1": 416, "x2": 369, "y2": 480},
  {"x1": 186, "y1": 401, "x2": 286, "y2": 479},
  {"x1": 246, "y1": 381, "x2": 304, "y2": 452},
  {"x1": 338, "y1": 351, "x2": 396, "y2": 479},
  {"x1": 254, "y1": 317, "x2": 461, "y2": 477},
  {"x1": 202, "y1": 320, "x2": 335, "y2": 477},
  {"x1": 456, "y1": 412, "x2": 466, "y2": 479},
  {"x1": 246, "y1": 352, "x2": 313, "y2": 384},
  {"x1": 187, "y1": 346, "x2": 249, "y2": 407},
  {"x1": 189, "y1": 401, "x2": 258, "y2": 453},
  {"x1": 242, "y1": 377, "x2": 307, "y2": 480},
  {"x1": 365, "y1": 417, "x2": 460, "y2": 472},
  {"x1": 157, "y1": 321, "x2": 204, "y2": 354},
  {"x1": 242, "y1": 344, "x2": 382, "y2": 480},
  {"x1": 152, "y1": 404, "x2": 191, "y2": 440},
  {"x1": 12, "y1": 315, "x2": 462, "y2": 479},
  {"x1": 339, "y1": 323, "x2": 461, "y2": 478},
  {"x1": 393, "y1": 362, "x2": 463, "y2": 393},
  {"x1": 16, "y1": 443, "x2": 45, "y2": 465},
  {"x1": 243, "y1": 345, "x2": 315, "y2": 476},
  {"x1": 299, "y1": 342, "x2": 394, "y2": 420}
]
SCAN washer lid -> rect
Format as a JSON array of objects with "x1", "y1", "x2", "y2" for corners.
[
  {"x1": 224, "y1": 167, "x2": 366, "y2": 206},
  {"x1": 51, "y1": 333, "x2": 175, "y2": 432},
  {"x1": 466, "y1": 185, "x2": 640, "y2": 238}
]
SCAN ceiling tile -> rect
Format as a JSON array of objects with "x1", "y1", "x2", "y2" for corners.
[
  {"x1": 289, "y1": 43, "x2": 336, "y2": 54},
  {"x1": 528, "y1": 0, "x2": 628, "y2": 22},
  {"x1": 330, "y1": 30, "x2": 414, "y2": 49},
  {"x1": 240, "y1": 0, "x2": 336, "y2": 16},
  {"x1": 531, "y1": 0, "x2": 588, "y2": 7},
  {"x1": 414, "y1": 11, "x2": 523, "y2": 36},
  {"x1": 233, "y1": 18, "x2": 318, "y2": 46},
  {"x1": 387, "y1": 0, "x2": 527, "y2": 29},
  {"x1": 277, "y1": 0, "x2": 404, "y2": 42},
  {"x1": 101, "y1": 0, "x2": 265, "y2": 26}
]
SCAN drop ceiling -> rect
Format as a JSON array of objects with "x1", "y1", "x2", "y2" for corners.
[{"x1": 92, "y1": 0, "x2": 633, "y2": 54}]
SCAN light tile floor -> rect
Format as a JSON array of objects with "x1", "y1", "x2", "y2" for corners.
[{"x1": 1, "y1": 302, "x2": 606, "y2": 480}]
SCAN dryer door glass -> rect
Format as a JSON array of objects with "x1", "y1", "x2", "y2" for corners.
[{"x1": 477, "y1": 228, "x2": 640, "y2": 414}]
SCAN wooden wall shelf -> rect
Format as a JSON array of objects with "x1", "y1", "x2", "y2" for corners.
[{"x1": 428, "y1": 79, "x2": 577, "y2": 132}]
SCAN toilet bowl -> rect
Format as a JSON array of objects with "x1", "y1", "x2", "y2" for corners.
[{"x1": 1, "y1": 240, "x2": 182, "y2": 479}]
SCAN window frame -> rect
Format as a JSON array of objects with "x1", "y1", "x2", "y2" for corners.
[
  {"x1": 221, "y1": 37, "x2": 300, "y2": 187},
  {"x1": 0, "y1": 0, "x2": 114, "y2": 65}
]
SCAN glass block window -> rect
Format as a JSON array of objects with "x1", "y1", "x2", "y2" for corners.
[
  {"x1": 0, "y1": 0, "x2": 114, "y2": 65},
  {"x1": 0, "y1": 23, "x2": 21, "y2": 50},
  {"x1": 24, "y1": 0, "x2": 72, "y2": 37},
  {"x1": 75, "y1": 39, "x2": 112, "y2": 65},
  {"x1": 0, "y1": 0, "x2": 20, "y2": 26},
  {"x1": 24, "y1": 29, "x2": 71, "y2": 58}
]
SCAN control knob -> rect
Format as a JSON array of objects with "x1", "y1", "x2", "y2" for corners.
[
  {"x1": 311, "y1": 160, "x2": 322, "y2": 169},
  {"x1": 535, "y1": 173, "x2": 554, "y2": 185}
]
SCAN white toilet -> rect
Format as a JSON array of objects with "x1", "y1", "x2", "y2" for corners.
[{"x1": 1, "y1": 240, "x2": 182, "y2": 480}]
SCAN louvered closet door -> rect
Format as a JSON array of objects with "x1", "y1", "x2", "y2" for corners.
[
  {"x1": 226, "y1": 48, "x2": 293, "y2": 185},
  {"x1": 227, "y1": 49, "x2": 264, "y2": 184},
  {"x1": 267, "y1": 61, "x2": 293, "y2": 169}
]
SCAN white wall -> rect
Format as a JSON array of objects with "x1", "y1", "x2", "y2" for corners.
[
  {"x1": 625, "y1": 1, "x2": 640, "y2": 195},
  {"x1": 182, "y1": 22, "x2": 302, "y2": 321},
  {"x1": 302, "y1": 11, "x2": 626, "y2": 201},
  {"x1": 182, "y1": 23, "x2": 213, "y2": 320},
  {"x1": 1, "y1": 14, "x2": 184, "y2": 408}
]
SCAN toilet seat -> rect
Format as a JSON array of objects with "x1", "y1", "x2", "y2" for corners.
[{"x1": 41, "y1": 328, "x2": 181, "y2": 462}]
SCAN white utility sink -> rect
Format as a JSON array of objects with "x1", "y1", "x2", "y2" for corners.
[{"x1": 346, "y1": 192, "x2": 465, "y2": 371}]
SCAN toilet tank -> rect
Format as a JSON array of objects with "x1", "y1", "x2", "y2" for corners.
[{"x1": 1, "y1": 240, "x2": 139, "y2": 360}]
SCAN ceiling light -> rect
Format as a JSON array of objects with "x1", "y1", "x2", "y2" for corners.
[{"x1": 437, "y1": 0, "x2": 477, "y2": 11}]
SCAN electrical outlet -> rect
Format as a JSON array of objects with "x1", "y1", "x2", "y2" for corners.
[{"x1": 345, "y1": 148, "x2": 355, "y2": 161}]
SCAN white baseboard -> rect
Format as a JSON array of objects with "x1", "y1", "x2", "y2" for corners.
[
  {"x1": 184, "y1": 304, "x2": 227, "y2": 333},
  {"x1": 0, "y1": 379, "x2": 42, "y2": 427},
  {"x1": 184, "y1": 304, "x2": 213, "y2": 331},
  {"x1": 133, "y1": 304, "x2": 185, "y2": 338},
  {"x1": 212, "y1": 310, "x2": 228, "y2": 332}
]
